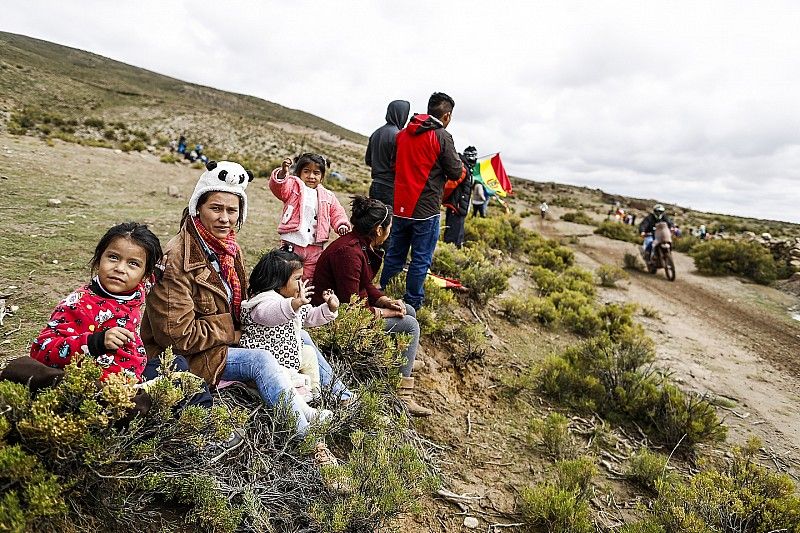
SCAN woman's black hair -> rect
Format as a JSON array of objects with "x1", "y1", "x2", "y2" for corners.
[
  {"x1": 350, "y1": 195, "x2": 391, "y2": 237},
  {"x1": 180, "y1": 191, "x2": 245, "y2": 231},
  {"x1": 294, "y1": 153, "x2": 329, "y2": 179},
  {"x1": 248, "y1": 248, "x2": 304, "y2": 297},
  {"x1": 90, "y1": 222, "x2": 164, "y2": 281}
]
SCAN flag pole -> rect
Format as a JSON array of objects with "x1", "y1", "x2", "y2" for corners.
[{"x1": 477, "y1": 152, "x2": 499, "y2": 160}]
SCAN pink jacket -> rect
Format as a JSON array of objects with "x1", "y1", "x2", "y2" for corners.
[{"x1": 269, "y1": 168, "x2": 351, "y2": 244}]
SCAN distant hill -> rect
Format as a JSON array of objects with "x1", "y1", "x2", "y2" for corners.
[
  {"x1": 0, "y1": 31, "x2": 369, "y2": 182},
  {"x1": 2, "y1": 30, "x2": 799, "y2": 238}
]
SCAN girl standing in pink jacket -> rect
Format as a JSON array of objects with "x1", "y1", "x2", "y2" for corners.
[{"x1": 269, "y1": 153, "x2": 351, "y2": 280}]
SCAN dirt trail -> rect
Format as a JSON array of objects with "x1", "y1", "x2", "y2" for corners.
[{"x1": 531, "y1": 213, "x2": 800, "y2": 477}]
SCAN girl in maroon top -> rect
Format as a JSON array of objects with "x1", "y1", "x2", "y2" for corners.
[
  {"x1": 313, "y1": 196, "x2": 433, "y2": 416},
  {"x1": 30, "y1": 222, "x2": 162, "y2": 382}
]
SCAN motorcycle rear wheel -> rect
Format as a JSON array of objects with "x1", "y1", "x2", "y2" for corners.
[{"x1": 664, "y1": 250, "x2": 676, "y2": 281}]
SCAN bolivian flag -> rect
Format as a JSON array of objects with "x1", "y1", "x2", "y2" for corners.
[{"x1": 473, "y1": 153, "x2": 512, "y2": 197}]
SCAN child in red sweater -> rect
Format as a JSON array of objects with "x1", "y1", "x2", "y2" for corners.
[{"x1": 30, "y1": 222, "x2": 163, "y2": 382}]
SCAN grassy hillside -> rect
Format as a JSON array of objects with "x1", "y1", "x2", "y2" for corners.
[{"x1": 0, "y1": 31, "x2": 369, "y2": 185}]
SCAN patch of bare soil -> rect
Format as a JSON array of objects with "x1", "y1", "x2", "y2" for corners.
[{"x1": 533, "y1": 209, "x2": 800, "y2": 479}]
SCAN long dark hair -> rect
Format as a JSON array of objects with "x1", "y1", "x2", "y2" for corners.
[
  {"x1": 350, "y1": 195, "x2": 391, "y2": 238},
  {"x1": 248, "y1": 249, "x2": 304, "y2": 297},
  {"x1": 90, "y1": 222, "x2": 163, "y2": 281}
]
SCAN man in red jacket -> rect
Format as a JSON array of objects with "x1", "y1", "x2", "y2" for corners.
[{"x1": 379, "y1": 92, "x2": 465, "y2": 310}]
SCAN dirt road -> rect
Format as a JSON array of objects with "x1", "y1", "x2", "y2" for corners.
[{"x1": 534, "y1": 213, "x2": 800, "y2": 477}]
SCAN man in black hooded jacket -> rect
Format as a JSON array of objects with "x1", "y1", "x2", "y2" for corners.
[{"x1": 366, "y1": 100, "x2": 411, "y2": 207}]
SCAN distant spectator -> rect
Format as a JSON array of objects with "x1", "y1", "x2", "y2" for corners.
[
  {"x1": 471, "y1": 181, "x2": 487, "y2": 217},
  {"x1": 442, "y1": 146, "x2": 476, "y2": 248},
  {"x1": 365, "y1": 100, "x2": 411, "y2": 208}
]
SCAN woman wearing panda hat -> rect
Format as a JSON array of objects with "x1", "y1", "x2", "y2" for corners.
[{"x1": 141, "y1": 161, "x2": 352, "y2": 448}]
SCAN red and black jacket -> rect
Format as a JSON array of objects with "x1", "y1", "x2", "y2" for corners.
[{"x1": 394, "y1": 114, "x2": 465, "y2": 220}]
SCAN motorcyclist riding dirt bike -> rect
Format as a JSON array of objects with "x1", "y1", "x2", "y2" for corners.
[{"x1": 638, "y1": 204, "x2": 676, "y2": 281}]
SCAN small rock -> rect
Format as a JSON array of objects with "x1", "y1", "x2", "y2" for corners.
[
  {"x1": 761, "y1": 232, "x2": 772, "y2": 241},
  {"x1": 790, "y1": 272, "x2": 800, "y2": 282},
  {"x1": 167, "y1": 185, "x2": 181, "y2": 198},
  {"x1": 0, "y1": 175, "x2": 7, "y2": 180},
  {"x1": 9, "y1": 305, "x2": 19, "y2": 313},
  {"x1": 7, "y1": 286, "x2": 18, "y2": 290},
  {"x1": 52, "y1": 259, "x2": 59, "y2": 265},
  {"x1": 463, "y1": 516, "x2": 479, "y2": 529},
  {"x1": 114, "y1": 149, "x2": 122, "y2": 154},
  {"x1": 47, "y1": 198, "x2": 62, "y2": 207},
  {"x1": 147, "y1": 145, "x2": 156, "y2": 153}
]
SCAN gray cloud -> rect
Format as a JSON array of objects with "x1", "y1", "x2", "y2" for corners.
[{"x1": 2, "y1": 0, "x2": 799, "y2": 222}]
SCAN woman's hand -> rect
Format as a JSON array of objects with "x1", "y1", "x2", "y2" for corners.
[
  {"x1": 376, "y1": 296, "x2": 406, "y2": 315},
  {"x1": 375, "y1": 307, "x2": 404, "y2": 319},
  {"x1": 292, "y1": 279, "x2": 314, "y2": 311},
  {"x1": 336, "y1": 225, "x2": 349, "y2": 236},
  {"x1": 104, "y1": 327, "x2": 135, "y2": 350},
  {"x1": 279, "y1": 157, "x2": 293, "y2": 178},
  {"x1": 322, "y1": 289, "x2": 339, "y2": 312}
]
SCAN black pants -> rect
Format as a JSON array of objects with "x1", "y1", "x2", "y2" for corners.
[
  {"x1": 143, "y1": 354, "x2": 214, "y2": 408},
  {"x1": 369, "y1": 181, "x2": 394, "y2": 208},
  {"x1": 443, "y1": 209, "x2": 467, "y2": 248}
]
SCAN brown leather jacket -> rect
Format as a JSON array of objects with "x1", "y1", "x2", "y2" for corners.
[{"x1": 140, "y1": 222, "x2": 247, "y2": 385}]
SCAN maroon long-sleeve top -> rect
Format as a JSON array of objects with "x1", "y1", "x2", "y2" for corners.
[{"x1": 311, "y1": 232, "x2": 384, "y2": 311}]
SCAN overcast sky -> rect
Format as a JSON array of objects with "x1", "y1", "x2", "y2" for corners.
[{"x1": 3, "y1": 1, "x2": 800, "y2": 223}]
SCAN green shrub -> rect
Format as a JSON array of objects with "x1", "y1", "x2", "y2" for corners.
[
  {"x1": 499, "y1": 295, "x2": 536, "y2": 325},
  {"x1": 623, "y1": 438, "x2": 800, "y2": 532},
  {"x1": 431, "y1": 243, "x2": 511, "y2": 305},
  {"x1": 526, "y1": 237, "x2": 575, "y2": 272},
  {"x1": 595, "y1": 221, "x2": 640, "y2": 243},
  {"x1": 553, "y1": 456, "x2": 597, "y2": 499},
  {"x1": 623, "y1": 251, "x2": 642, "y2": 270},
  {"x1": 160, "y1": 153, "x2": 181, "y2": 164},
  {"x1": 519, "y1": 483, "x2": 593, "y2": 533},
  {"x1": 536, "y1": 333, "x2": 725, "y2": 448},
  {"x1": 651, "y1": 384, "x2": 727, "y2": 448},
  {"x1": 528, "y1": 412, "x2": 574, "y2": 459},
  {"x1": 561, "y1": 211, "x2": 594, "y2": 225},
  {"x1": 83, "y1": 117, "x2": 105, "y2": 128},
  {"x1": 626, "y1": 448, "x2": 672, "y2": 492},
  {"x1": 690, "y1": 239, "x2": 777, "y2": 284},
  {"x1": 464, "y1": 214, "x2": 527, "y2": 253},
  {"x1": 311, "y1": 297, "x2": 407, "y2": 386},
  {"x1": 596, "y1": 264, "x2": 629, "y2": 287},
  {"x1": 309, "y1": 427, "x2": 438, "y2": 532},
  {"x1": 672, "y1": 234, "x2": 700, "y2": 253}
]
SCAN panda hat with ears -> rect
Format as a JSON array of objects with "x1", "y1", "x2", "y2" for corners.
[{"x1": 188, "y1": 160, "x2": 255, "y2": 223}]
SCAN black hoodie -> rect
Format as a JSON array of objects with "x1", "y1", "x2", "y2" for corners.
[{"x1": 365, "y1": 100, "x2": 411, "y2": 187}]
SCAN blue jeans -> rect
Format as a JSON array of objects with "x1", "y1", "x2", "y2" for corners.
[
  {"x1": 379, "y1": 215, "x2": 441, "y2": 310},
  {"x1": 643, "y1": 235, "x2": 654, "y2": 256}
]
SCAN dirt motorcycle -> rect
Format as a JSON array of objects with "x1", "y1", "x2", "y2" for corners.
[{"x1": 641, "y1": 221, "x2": 676, "y2": 281}]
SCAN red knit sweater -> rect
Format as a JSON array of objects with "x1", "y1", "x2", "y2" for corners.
[{"x1": 29, "y1": 281, "x2": 148, "y2": 381}]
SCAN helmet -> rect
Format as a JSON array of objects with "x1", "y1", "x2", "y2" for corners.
[
  {"x1": 653, "y1": 204, "x2": 665, "y2": 215},
  {"x1": 463, "y1": 145, "x2": 478, "y2": 166}
]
